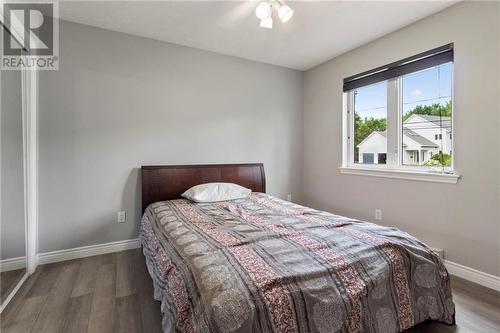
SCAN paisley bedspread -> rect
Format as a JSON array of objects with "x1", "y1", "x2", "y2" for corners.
[{"x1": 139, "y1": 193, "x2": 455, "y2": 333}]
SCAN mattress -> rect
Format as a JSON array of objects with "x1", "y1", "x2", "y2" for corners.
[{"x1": 139, "y1": 193, "x2": 455, "y2": 333}]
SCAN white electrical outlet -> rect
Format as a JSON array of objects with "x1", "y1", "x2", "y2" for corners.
[
  {"x1": 287, "y1": 194, "x2": 292, "y2": 202},
  {"x1": 375, "y1": 209, "x2": 382, "y2": 220},
  {"x1": 117, "y1": 211, "x2": 126, "y2": 223}
]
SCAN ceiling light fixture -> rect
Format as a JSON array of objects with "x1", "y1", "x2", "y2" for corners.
[{"x1": 255, "y1": 1, "x2": 294, "y2": 29}]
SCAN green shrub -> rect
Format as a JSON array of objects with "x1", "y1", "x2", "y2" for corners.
[{"x1": 425, "y1": 153, "x2": 451, "y2": 167}]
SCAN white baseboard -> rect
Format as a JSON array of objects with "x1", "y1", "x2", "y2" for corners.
[
  {"x1": 444, "y1": 260, "x2": 500, "y2": 292},
  {"x1": 38, "y1": 238, "x2": 140, "y2": 265},
  {"x1": 0, "y1": 256, "x2": 27, "y2": 272}
]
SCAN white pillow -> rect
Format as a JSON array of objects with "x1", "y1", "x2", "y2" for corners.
[{"x1": 181, "y1": 183, "x2": 251, "y2": 203}]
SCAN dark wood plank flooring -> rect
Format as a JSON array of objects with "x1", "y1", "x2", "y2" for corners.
[
  {"x1": 1, "y1": 268, "x2": 26, "y2": 304},
  {"x1": 1, "y1": 250, "x2": 161, "y2": 333},
  {"x1": 1, "y1": 249, "x2": 499, "y2": 332}
]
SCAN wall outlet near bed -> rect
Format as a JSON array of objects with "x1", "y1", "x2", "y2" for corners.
[
  {"x1": 117, "y1": 211, "x2": 126, "y2": 223},
  {"x1": 375, "y1": 209, "x2": 382, "y2": 220},
  {"x1": 287, "y1": 194, "x2": 292, "y2": 202}
]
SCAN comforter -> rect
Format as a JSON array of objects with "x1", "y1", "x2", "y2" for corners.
[{"x1": 140, "y1": 193, "x2": 455, "y2": 333}]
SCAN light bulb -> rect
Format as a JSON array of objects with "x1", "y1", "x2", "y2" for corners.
[
  {"x1": 260, "y1": 17, "x2": 273, "y2": 29},
  {"x1": 278, "y1": 4, "x2": 293, "y2": 23},
  {"x1": 255, "y1": 2, "x2": 272, "y2": 20}
]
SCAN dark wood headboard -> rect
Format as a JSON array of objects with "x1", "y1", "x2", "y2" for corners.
[{"x1": 141, "y1": 163, "x2": 266, "y2": 212}]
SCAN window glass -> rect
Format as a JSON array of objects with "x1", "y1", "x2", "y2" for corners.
[
  {"x1": 378, "y1": 153, "x2": 387, "y2": 164},
  {"x1": 344, "y1": 46, "x2": 454, "y2": 175},
  {"x1": 362, "y1": 153, "x2": 374, "y2": 164},
  {"x1": 353, "y1": 81, "x2": 387, "y2": 164},
  {"x1": 401, "y1": 63, "x2": 452, "y2": 168}
]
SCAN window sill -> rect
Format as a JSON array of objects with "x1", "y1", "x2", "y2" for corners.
[{"x1": 339, "y1": 166, "x2": 460, "y2": 184}]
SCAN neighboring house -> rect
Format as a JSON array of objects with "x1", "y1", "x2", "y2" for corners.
[{"x1": 357, "y1": 115, "x2": 452, "y2": 165}]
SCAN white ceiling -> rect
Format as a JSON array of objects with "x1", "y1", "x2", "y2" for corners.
[{"x1": 58, "y1": 0, "x2": 458, "y2": 70}]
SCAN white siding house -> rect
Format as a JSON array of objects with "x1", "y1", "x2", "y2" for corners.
[
  {"x1": 357, "y1": 131, "x2": 387, "y2": 164},
  {"x1": 357, "y1": 115, "x2": 451, "y2": 165}
]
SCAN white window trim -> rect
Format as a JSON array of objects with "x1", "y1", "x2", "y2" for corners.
[
  {"x1": 341, "y1": 68, "x2": 459, "y2": 184},
  {"x1": 339, "y1": 166, "x2": 459, "y2": 184}
]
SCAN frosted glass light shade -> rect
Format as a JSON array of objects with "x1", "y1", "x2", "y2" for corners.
[
  {"x1": 255, "y1": 2, "x2": 272, "y2": 20},
  {"x1": 260, "y1": 17, "x2": 273, "y2": 29},
  {"x1": 278, "y1": 5, "x2": 293, "y2": 23}
]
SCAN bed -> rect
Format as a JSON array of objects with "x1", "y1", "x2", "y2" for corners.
[{"x1": 140, "y1": 163, "x2": 455, "y2": 333}]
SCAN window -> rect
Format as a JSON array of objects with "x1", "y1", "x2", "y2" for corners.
[
  {"x1": 362, "y1": 153, "x2": 374, "y2": 164},
  {"x1": 342, "y1": 44, "x2": 457, "y2": 183},
  {"x1": 353, "y1": 81, "x2": 387, "y2": 165}
]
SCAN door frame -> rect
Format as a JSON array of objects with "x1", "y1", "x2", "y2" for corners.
[{"x1": 0, "y1": 21, "x2": 39, "y2": 313}]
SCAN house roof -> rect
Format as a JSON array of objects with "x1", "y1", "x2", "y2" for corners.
[
  {"x1": 417, "y1": 115, "x2": 450, "y2": 122},
  {"x1": 403, "y1": 129, "x2": 438, "y2": 147},
  {"x1": 357, "y1": 129, "x2": 438, "y2": 149},
  {"x1": 404, "y1": 114, "x2": 451, "y2": 129},
  {"x1": 356, "y1": 130, "x2": 386, "y2": 147},
  {"x1": 358, "y1": 114, "x2": 449, "y2": 149}
]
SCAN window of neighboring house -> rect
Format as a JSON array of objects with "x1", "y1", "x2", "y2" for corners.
[
  {"x1": 362, "y1": 153, "x2": 374, "y2": 164},
  {"x1": 342, "y1": 44, "x2": 455, "y2": 178}
]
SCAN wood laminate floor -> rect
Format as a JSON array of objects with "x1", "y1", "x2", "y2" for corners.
[
  {"x1": 1, "y1": 249, "x2": 499, "y2": 333},
  {"x1": 1, "y1": 268, "x2": 26, "y2": 304}
]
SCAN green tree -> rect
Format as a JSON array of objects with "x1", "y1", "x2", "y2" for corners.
[{"x1": 402, "y1": 101, "x2": 451, "y2": 121}]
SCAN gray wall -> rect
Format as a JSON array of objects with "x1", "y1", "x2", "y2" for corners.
[
  {"x1": 38, "y1": 21, "x2": 303, "y2": 253},
  {"x1": 40, "y1": 3, "x2": 500, "y2": 277},
  {"x1": 1, "y1": 69, "x2": 26, "y2": 260},
  {"x1": 303, "y1": 2, "x2": 500, "y2": 276}
]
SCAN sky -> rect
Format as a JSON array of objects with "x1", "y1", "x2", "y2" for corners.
[{"x1": 354, "y1": 63, "x2": 452, "y2": 119}]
